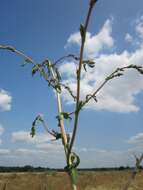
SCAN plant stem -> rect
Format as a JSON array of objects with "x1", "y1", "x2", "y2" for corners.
[
  {"x1": 69, "y1": 0, "x2": 97, "y2": 154},
  {"x1": 72, "y1": 184, "x2": 77, "y2": 190},
  {"x1": 49, "y1": 63, "x2": 68, "y2": 156}
]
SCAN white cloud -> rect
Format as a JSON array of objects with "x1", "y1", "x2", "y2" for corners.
[
  {"x1": 66, "y1": 19, "x2": 114, "y2": 57},
  {"x1": 136, "y1": 15, "x2": 143, "y2": 39},
  {"x1": 0, "y1": 146, "x2": 137, "y2": 168},
  {"x1": 125, "y1": 33, "x2": 133, "y2": 43},
  {"x1": 36, "y1": 142, "x2": 63, "y2": 152},
  {"x1": 128, "y1": 133, "x2": 143, "y2": 145},
  {"x1": 77, "y1": 148, "x2": 135, "y2": 168},
  {"x1": 0, "y1": 149, "x2": 10, "y2": 155},
  {"x1": 12, "y1": 131, "x2": 52, "y2": 144},
  {"x1": 60, "y1": 17, "x2": 143, "y2": 113},
  {"x1": 0, "y1": 89, "x2": 12, "y2": 111},
  {"x1": 11, "y1": 130, "x2": 63, "y2": 154},
  {"x1": 0, "y1": 147, "x2": 65, "y2": 167},
  {"x1": 60, "y1": 48, "x2": 143, "y2": 112}
]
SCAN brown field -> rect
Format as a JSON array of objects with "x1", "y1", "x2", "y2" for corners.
[{"x1": 0, "y1": 171, "x2": 142, "y2": 190}]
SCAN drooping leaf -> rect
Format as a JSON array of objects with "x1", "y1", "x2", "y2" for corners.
[
  {"x1": 30, "y1": 114, "x2": 44, "y2": 137},
  {"x1": 30, "y1": 125, "x2": 36, "y2": 137}
]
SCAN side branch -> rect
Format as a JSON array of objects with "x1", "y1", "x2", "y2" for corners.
[
  {"x1": 82, "y1": 64, "x2": 143, "y2": 107},
  {"x1": 0, "y1": 45, "x2": 36, "y2": 65}
]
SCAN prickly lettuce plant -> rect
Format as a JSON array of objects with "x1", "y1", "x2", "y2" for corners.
[{"x1": 1, "y1": 0, "x2": 143, "y2": 189}]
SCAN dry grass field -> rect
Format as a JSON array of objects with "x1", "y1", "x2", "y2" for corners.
[{"x1": 0, "y1": 171, "x2": 142, "y2": 190}]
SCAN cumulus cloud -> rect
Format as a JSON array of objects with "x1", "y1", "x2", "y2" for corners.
[
  {"x1": 11, "y1": 130, "x2": 63, "y2": 154},
  {"x1": 60, "y1": 17, "x2": 143, "y2": 113},
  {"x1": 0, "y1": 89, "x2": 12, "y2": 111},
  {"x1": 66, "y1": 19, "x2": 114, "y2": 57},
  {"x1": 12, "y1": 131, "x2": 52, "y2": 144},
  {"x1": 128, "y1": 133, "x2": 143, "y2": 145},
  {"x1": 60, "y1": 49, "x2": 143, "y2": 112},
  {"x1": 135, "y1": 15, "x2": 143, "y2": 39}
]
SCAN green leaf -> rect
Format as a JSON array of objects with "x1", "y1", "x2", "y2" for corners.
[
  {"x1": 55, "y1": 133, "x2": 62, "y2": 140},
  {"x1": 80, "y1": 24, "x2": 85, "y2": 39},
  {"x1": 30, "y1": 125, "x2": 36, "y2": 137},
  {"x1": 30, "y1": 114, "x2": 44, "y2": 137},
  {"x1": 61, "y1": 112, "x2": 72, "y2": 120},
  {"x1": 32, "y1": 65, "x2": 39, "y2": 76},
  {"x1": 55, "y1": 84, "x2": 61, "y2": 93}
]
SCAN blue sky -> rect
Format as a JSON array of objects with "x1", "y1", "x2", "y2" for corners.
[{"x1": 0, "y1": 0, "x2": 143, "y2": 168}]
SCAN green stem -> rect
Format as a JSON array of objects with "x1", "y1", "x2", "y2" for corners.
[{"x1": 69, "y1": 0, "x2": 97, "y2": 154}]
